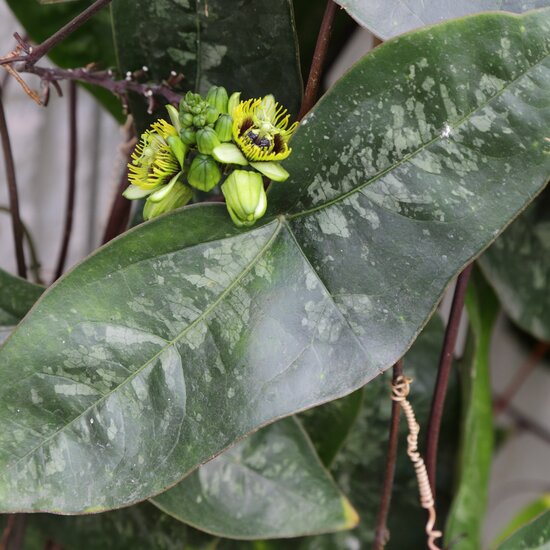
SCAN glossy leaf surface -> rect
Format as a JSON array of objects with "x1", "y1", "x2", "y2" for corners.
[
  {"x1": 334, "y1": 0, "x2": 550, "y2": 40},
  {"x1": 480, "y1": 189, "x2": 550, "y2": 342},
  {"x1": 152, "y1": 418, "x2": 358, "y2": 539},
  {"x1": 1, "y1": 10, "x2": 550, "y2": 513},
  {"x1": 111, "y1": 0, "x2": 303, "y2": 130},
  {"x1": 497, "y1": 509, "x2": 550, "y2": 549},
  {"x1": 445, "y1": 269, "x2": 498, "y2": 550}
]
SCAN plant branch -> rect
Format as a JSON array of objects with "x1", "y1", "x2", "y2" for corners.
[
  {"x1": 425, "y1": 263, "x2": 473, "y2": 491},
  {"x1": 372, "y1": 359, "x2": 404, "y2": 550},
  {"x1": 0, "y1": 206, "x2": 42, "y2": 284},
  {"x1": 494, "y1": 341, "x2": 549, "y2": 415},
  {"x1": 0, "y1": 83, "x2": 26, "y2": 278},
  {"x1": 53, "y1": 82, "x2": 78, "y2": 282},
  {"x1": 0, "y1": 0, "x2": 113, "y2": 67},
  {"x1": 298, "y1": 0, "x2": 338, "y2": 119},
  {"x1": 102, "y1": 122, "x2": 137, "y2": 244}
]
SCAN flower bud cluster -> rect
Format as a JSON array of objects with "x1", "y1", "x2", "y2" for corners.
[{"x1": 123, "y1": 85, "x2": 298, "y2": 226}]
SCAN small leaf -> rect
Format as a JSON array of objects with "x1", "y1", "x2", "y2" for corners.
[
  {"x1": 334, "y1": 0, "x2": 550, "y2": 39},
  {"x1": 480, "y1": 189, "x2": 550, "y2": 342},
  {"x1": 151, "y1": 418, "x2": 358, "y2": 539},
  {"x1": 444, "y1": 269, "x2": 499, "y2": 550},
  {"x1": 497, "y1": 509, "x2": 550, "y2": 549}
]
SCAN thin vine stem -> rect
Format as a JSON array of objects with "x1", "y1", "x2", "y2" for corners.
[
  {"x1": 298, "y1": 0, "x2": 338, "y2": 119},
  {"x1": 53, "y1": 82, "x2": 78, "y2": 282},
  {"x1": 425, "y1": 263, "x2": 474, "y2": 491},
  {"x1": 0, "y1": 83, "x2": 26, "y2": 278},
  {"x1": 0, "y1": 0, "x2": 113, "y2": 67},
  {"x1": 372, "y1": 359, "x2": 404, "y2": 550}
]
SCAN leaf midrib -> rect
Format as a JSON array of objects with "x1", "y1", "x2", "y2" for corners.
[
  {"x1": 5, "y1": 219, "x2": 283, "y2": 474},
  {"x1": 288, "y1": 46, "x2": 550, "y2": 221}
]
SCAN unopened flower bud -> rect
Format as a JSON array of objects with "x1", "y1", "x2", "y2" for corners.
[
  {"x1": 214, "y1": 115, "x2": 233, "y2": 142},
  {"x1": 206, "y1": 86, "x2": 229, "y2": 114},
  {"x1": 143, "y1": 178, "x2": 193, "y2": 220},
  {"x1": 193, "y1": 114, "x2": 206, "y2": 127},
  {"x1": 180, "y1": 128, "x2": 197, "y2": 146},
  {"x1": 180, "y1": 113, "x2": 194, "y2": 127},
  {"x1": 205, "y1": 106, "x2": 220, "y2": 125},
  {"x1": 222, "y1": 170, "x2": 267, "y2": 227},
  {"x1": 196, "y1": 127, "x2": 221, "y2": 155},
  {"x1": 187, "y1": 154, "x2": 222, "y2": 191}
]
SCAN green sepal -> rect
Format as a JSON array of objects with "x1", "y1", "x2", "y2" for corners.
[
  {"x1": 142, "y1": 180, "x2": 193, "y2": 220},
  {"x1": 165, "y1": 105, "x2": 181, "y2": 133},
  {"x1": 187, "y1": 154, "x2": 222, "y2": 192},
  {"x1": 212, "y1": 143, "x2": 248, "y2": 166},
  {"x1": 227, "y1": 91, "x2": 241, "y2": 116},
  {"x1": 148, "y1": 172, "x2": 182, "y2": 203},
  {"x1": 196, "y1": 127, "x2": 221, "y2": 155},
  {"x1": 166, "y1": 136, "x2": 187, "y2": 167},
  {"x1": 122, "y1": 184, "x2": 154, "y2": 200},
  {"x1": 250, "y1": 161, "x2": 289, "y2": 182}
]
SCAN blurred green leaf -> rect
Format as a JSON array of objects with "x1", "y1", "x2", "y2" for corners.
[
  {"x1": 5, "y1": 0, "x2": 123, "y2": 120},
  {"x1": 444, "y1": 268, "x2": 499, "y2": 550},
  {"x1": 152, "y1": 417, "x2": 358, "y2": 539},
  {"x1": 492, "y1": 494, "x2": 550, "y2": 549},
  {"x1": 497, "y1": 509, "x2": 550, "y2": 549},
  {"x1": 480, "y1": 189, "x2": 550, "y2": 342}
]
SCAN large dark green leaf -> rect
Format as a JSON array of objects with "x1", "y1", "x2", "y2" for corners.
[
  {"x1": 5, "y1": 0, "x2": 122, "y2": 120},
  {"x1": 0, "y1": 10, "x2": 549, "y2": 513},
  {"x1": 444, "y1": 269, "x2": 498, "y2": 550},
  {"x1": 334, "y1": 0, "x2": 550, "y2": 40},
  {"x1": 152, "y1": 417, "x2": 357, "y2": 539},
  {"x1": 299, "y1": 389, "x2": 363, "y2": 467},
  {"x1": 480, "y1": 189, "x2": 550, "y2": 342},
  {"x1": 296, "y1": 316, "x2": 458, "y2": 549},
  {"x1": 497, "y1": 509, "x2": 550, "y2": 549},
  {"x1": 111, "y1": 0, "x2": 303, "y2": 129},
  {"x1": 0, "y1": 268, "x2": 43, "y2": 344}
]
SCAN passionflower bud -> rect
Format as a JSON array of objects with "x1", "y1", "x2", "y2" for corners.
[
  {"x1": 214, "y1": 114, "x2": 233, "y2": 142},
  {"x1": 221, "y1": 170, "x2": 267, "y2": 227},
  {"x1": 142, "y1": 175, "x2": 193, "y2": 220},
  {"x1": 196, "y1": 127, "x2": 221, "y2": 155},
  {"x1": 212, "y1": 95, "x2": 297, "y2": 182},
  {"x1": 187, "y1": 154, "x2": 222, "y2": 191},
  {"x1": 206, "y1": 86, "x2": 229, "y2": 114}
]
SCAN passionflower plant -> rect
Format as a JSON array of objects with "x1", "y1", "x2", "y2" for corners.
[
  {"x1": 123, "y1": 89, "x2": 298, "y2": 225},
  {"x1": 213, "y1": 94, "x2": 298, "y2": 182}
]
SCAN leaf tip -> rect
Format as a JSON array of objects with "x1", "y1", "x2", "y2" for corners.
[{"x1": 341, "y1": 496, "x2": 360, "y2": 529}]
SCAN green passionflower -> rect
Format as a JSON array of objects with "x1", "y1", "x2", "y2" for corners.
[{"x1": 212, "y1": 95, "x2": 298, "y2": 182}]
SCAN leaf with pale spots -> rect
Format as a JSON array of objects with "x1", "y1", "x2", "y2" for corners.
[
  {"x1": 111, "y1": 0, "x2": 303, "y2": 131},
  {"x1": 334, "y1": 0, "x2": 550, "y2": 40},
  {"x1": 0, "y1": 10, "x2": 550, "y2": 513},
  {"x1": 480, "y1": 188, "x2": 550, "y2": 342},
  {"x1": 497, "y1": 509, "x2": 550, "y2": 549},
  {"x1": 151, "y1": 417, "x2": 358, "y2": 539}
]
